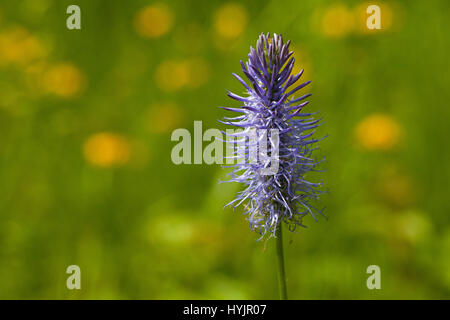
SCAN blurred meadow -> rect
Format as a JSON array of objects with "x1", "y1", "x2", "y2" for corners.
[{"x1": 0, "y1": 0, "x2": 449, "y2": 299}]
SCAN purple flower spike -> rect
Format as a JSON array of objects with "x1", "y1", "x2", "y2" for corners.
[{"x1": 221, "y1": 33, "x2": 326, "y2": 239}]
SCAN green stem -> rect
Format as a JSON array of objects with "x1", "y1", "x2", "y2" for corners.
[{"x1": 275, "y1": 224, "x2": 288, "y2": 300}]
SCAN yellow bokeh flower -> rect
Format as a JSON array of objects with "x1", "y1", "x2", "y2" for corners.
[
  {"x1": 214, "y1": 3, "x2": 247, "y2": 40},
  {"x1": 394, "y1": 210, "x2": 431, "y2": 245},
  {"x1": 355, "y1": 114, "x2": 401, "y2": 151},
  {"x1": 147, "y1": 102, "x2": 183, "y2": 134},
  {"x1": 155, "y1": 58, "x2": 209, "y2": 91},
  {"x1": 0, "y1": 27, "x2": 47, "y2": 66},
  {"x1": 83, "y1": 133, "x2": 131, "y2": 168},
  {"x1": 134, "y1": 3, "x2": 174, "y2": 39},
  {"x1": 320, "y1": 5, "x2": 354, "y2": 38},
  {"x1": 155, "y1": 60, "x2": 190, "y2": 91},
  {"x1": 377, "y1": 165, "x2": 416, "y2": 208},
  {"x1": 43, "y1": 63, "x2": 86, "y2": 98},
  {"x1": 185, "y1": 58, "x2": 210, "y2": 89},
  {"x1": 24, "y1": 61, "x2": 48, "y2": 96}
]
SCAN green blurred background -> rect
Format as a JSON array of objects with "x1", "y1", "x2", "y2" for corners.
[{"x1": 0, "y1": 0, "x2": 449, "y2": 299}]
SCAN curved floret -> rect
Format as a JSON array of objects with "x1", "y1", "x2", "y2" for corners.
[{"x1": 221, "y1": 32, "x2": 326, "y2": 239}]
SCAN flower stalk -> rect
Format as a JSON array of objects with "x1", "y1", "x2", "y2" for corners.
[{"x1": 275, "y1": 224, "x2": 288, "y2": 300}]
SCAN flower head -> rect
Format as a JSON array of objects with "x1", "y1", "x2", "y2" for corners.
[{"x1": 221, "y1": 33, "x2": 326, "y2": 239}]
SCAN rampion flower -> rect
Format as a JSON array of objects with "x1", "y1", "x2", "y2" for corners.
[{"x1": 221, "y1": 33, "x2": 326, "y2": 239}]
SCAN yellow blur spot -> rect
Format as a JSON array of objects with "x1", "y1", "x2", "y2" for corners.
[
  {"x1": 154, "y1": 217, "x2": 195, "y2": 245},
  {"x1": 155, "y1": 60, "x2": 189, "y2": 91},
  {"x1": 43, "y1": 63, "x2": 85, "y2": 98},
  {"x1": 147, "y1": 102, "x2": 184, "y2": 134},
  {"x1": 353, "y1": 2, "x2": 394, "y2": 34},
  {"x1": 155, "y1": 58, "x2": 209, "y2": 91},
  {"x1": 355, "y1": 114, "x2": 401, "y2": 151},
  {"x1": 0, "y1": 27, "x2": 47, "y2": 66},
  {"x1": 320, "y1": 5, "x2": 354, "y2": 38},
  {"x1": 83, "y1": 133, "x2": 131, "y2": 168},
  {"x1": 394, "y1": 210, "x2": 431, "y2": 245},
  {"x1": 214, "y1": 3, "x2": 248, "y2": 40},
  {"x1": 134, "y1": 3, "x2": 174, "y2": 39},
  {"x1": 20, "y1": 0, "x2": 52, "y2": 19},
  {"x1": 24, "y1": 61, "x2": 48, "y2": 96},
  {"x1": 147, "y1": 214, "x2": 224, "y2": 252},
  {"x1": 377, "y1": 165, "x2": 416, "y2": 207},
  {"x1": 185, "y1": 58, "x2": 210, "y2": 88}
]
